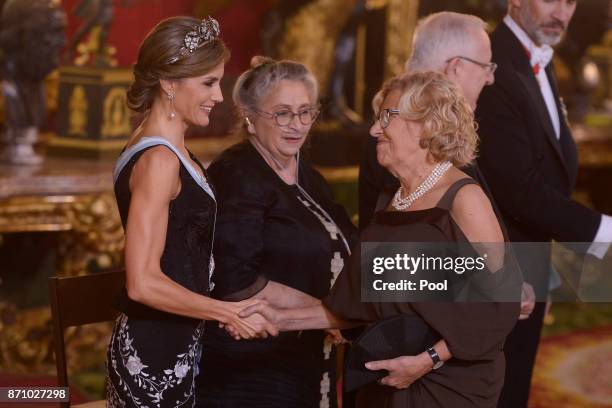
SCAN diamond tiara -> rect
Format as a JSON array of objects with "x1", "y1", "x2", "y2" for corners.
[{"x1": 167, "y1": 16, "x2": 220, "y2": 64}]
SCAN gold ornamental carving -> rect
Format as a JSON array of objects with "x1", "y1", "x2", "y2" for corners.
[
  {"x1": 385, "y1": 0, "x2": 419, "y2": 79},
  {"x1": 0, "y1": 303, "x2": 53, "y2": 373},
  {"x1": 0, "y1": 302, "x2": 113, "y2": 375},
  {"x1": 69, "y1": 85, "x2": 88, "y2": 136},
  {"x1": 74, "y1": 26, "x2": 119, "y2": 68},
  {"x1": 278, "y1": 0, "x2": 355, "y2": 93},
  {"x1": 0, "y1": 191, "x2": 124, "y2": 279},
  {"x1": 276, "y1": 0, "x2": 419, "y2": 113},
  {"x1": 55, "y1": 193, "x2": 125, "y2": 276},
  {"x1": 0, "y1": 192, "x2": 124, "y2": 373},
  {"x1": 101, "y1": 87, "x2": 130, "y2": 138}
]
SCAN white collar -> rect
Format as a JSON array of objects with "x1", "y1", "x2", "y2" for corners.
[{"x1": 503, "y1": 15, "x2": 554, "y2": 70}]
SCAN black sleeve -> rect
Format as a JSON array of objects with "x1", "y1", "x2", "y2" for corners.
[
  {"x1": 475, "y1": 68, "x2": 600, "y2": 243},
  {"x1": 358, "y1": 135, "x2": 398, "y2": 230},
  {"x1": 411, "y1": 302, "x2": 519, "y2": 361},
  {"x1": 207, "y1": 159, "x2": 269, "y2": 301}
]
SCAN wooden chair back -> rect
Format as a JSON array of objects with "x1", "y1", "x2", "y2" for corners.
[{"x1": 49, "y1": 269, "x2": 125, "y2": 406}]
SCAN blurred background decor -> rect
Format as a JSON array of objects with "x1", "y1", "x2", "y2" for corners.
[{"x1": 0, "y1": 0, "x2": 66, "y2": 165}]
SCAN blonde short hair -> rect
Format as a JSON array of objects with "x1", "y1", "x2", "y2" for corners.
[{"x1": 372, "y1": 71, "x2": 478, "y2": 167}]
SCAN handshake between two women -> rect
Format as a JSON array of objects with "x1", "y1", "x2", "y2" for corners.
[{"x1": 219, "y1": 298, "x2": 345, "y2": 340}]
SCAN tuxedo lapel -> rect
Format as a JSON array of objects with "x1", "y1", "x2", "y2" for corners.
[
  {"x1": 546, "y1": 65, "x2": 577, "y2": 184},
  {"x1": 493, "y1": 23, "x2": 568, "y2": 176},
  {"x1": 516, "y1": 71, "x2": 567, "y2": 166},
  {"x1": 545, "y1": 66, "x2": 570, "y2": 132}
]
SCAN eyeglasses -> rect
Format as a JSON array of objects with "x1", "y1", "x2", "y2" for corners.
[
  {"x1": 447, "y1": 56, "x2": 498, "y2": 74},
  {"x1": 254, "y1": 107, "x2": 320, "y2": 127},
  {"x1": 376, "y1": 108, "x2": 400, "y2": 129}
]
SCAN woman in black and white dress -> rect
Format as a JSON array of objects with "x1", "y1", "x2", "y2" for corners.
[
  {"x1": 196, "y1": 57, "x2": 358, "y2": 408},
  {"x1": 107, "y1": 17, "x2": 275, "y2": 408}
]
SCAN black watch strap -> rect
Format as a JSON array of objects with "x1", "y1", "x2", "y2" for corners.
[{"x1": 427, "y1": 347, "x2": 444, "y2": 370}]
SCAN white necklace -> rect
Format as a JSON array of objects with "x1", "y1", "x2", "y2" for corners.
[{"x1": 391, "y1": 161, "x2": 452, "y2": 211}]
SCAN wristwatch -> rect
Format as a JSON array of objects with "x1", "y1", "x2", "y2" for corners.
[{"x1": 426, "y1": 347, "x2": 444, "y2": 370}]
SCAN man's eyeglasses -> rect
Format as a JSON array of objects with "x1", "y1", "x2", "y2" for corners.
[
  {"x1": 254, "y1": 107, "x2": 320, "y2": 127},
  {"x1": 447, "y1": 56, "x2": 497, "y2": 74},
  {"x1": 376, "y1": 108, "x2": 400, "y2": 129}
]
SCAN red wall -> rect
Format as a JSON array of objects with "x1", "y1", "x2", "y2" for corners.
[
  {"x1": 215, "y1": 0, "x2": 271, "y2": 74},
  {"x1": 62, "y1": 0, "x2": 272, "y2": 74}
]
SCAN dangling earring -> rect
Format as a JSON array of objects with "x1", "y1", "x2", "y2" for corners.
[
  {"x1": 167, "y1": 91, "x2": 176, "y2": 120},
  {"x1": 245, "y1": 117, "x2": 255, "y2": 134}
]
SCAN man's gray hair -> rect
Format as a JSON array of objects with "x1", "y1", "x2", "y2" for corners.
[{"x1": 406, "y1": 12, "x2": 488, "y2": 72}]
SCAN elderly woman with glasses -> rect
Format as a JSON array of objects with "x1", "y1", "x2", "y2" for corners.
[
  {"x1": 195, "y1": 56, "x2": 357, "y2": 408},
  {"x1": 238, "y1": 71, "x2": 520, "y2": 408}
]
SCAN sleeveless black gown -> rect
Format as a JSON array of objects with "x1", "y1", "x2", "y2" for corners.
[{"x1": 107, "y1": 137, "x2": 216, "y2": 408}]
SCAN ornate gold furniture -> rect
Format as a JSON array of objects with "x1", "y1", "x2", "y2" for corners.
[
  {"x1": 0, "y1": 155, "x2": 123, "y2": 373},
  {"x1": 47, "y1": 66, "x2": 132, "y2": 159}
]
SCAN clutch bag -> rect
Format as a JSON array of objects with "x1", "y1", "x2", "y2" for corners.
[{"x1": 344, "y1": 314, "x2": 440, "y2": 392}]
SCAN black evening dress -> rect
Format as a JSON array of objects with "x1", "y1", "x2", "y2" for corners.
[
  {"x1": 195, "y1": 141, "x2": 358, "y2": 408},
  {"x1": 107, "y1": 137, "x2": 216, "y2": 408},
  {"x1": 323, "y1": 178, "x2": 521, "y2": 408}
]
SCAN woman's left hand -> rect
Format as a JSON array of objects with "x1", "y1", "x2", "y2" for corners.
[{"x1": 365, "y1": 352, "x2": 432, "y2": 390}]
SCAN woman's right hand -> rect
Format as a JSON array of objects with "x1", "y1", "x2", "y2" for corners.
[
  {"x1": 219, "y1": 299, "x2": 279, "y2": 340},
  {"x1": 237, "y1": 301, "x2": 281, "y2": 326}
]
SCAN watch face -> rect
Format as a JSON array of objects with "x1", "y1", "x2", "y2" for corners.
[{"x1": 433, "y1": 360, "x2": 444, "y2": 370}]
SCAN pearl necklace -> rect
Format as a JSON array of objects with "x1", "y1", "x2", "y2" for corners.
[{"x1": 391, "y1": 161, "x2": 452, "y2": 211}]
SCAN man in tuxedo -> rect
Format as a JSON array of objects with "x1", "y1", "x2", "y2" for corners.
[
  {"x1": 475, "y1": 1, "x2": 612, "y2": 406},
  {"x1": 359, "y1": 11, "x2": 496, "y2": 229}
]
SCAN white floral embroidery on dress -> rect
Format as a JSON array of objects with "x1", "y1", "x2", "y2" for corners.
[
  {"x1": 297, "y1": 196, "x2": 340, "y2": 240},
  {"x1": 296, "y1": 191, "x2": 345, "y2": 408},
  {"x1": 126, "y1": 355, "x2": 147, "y2": 376},
  {"x1": 330, "y1": 252, "x2": 344, "y2": 287},
  {"x1": 107, "y1": 379, "x2": 127, "y2": 408},
  {"x1": 107, "y1": 314, "x2": 205, "y2": 408},
  {"x1": 208, "y1": 254, "x2": 215, "y2": 292},
  {"x1": 319, "y1": 372, "x2": 331, "y2": 408}
]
